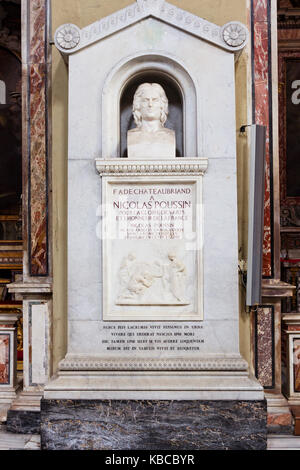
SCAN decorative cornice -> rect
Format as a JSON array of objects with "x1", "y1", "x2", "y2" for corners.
[
  {"x1": 7, "y1": 282, "x2": 52, "y2": 295},
  {"x1": 0, "y1": 314, "x2": 20, "y2": 325},
  {"x1": 278, "y1": 39, "x2": 300, "y2": 51},
  {"x1": 282, "y1": 314, "x2": 300, "y2": 326},
  {"x1": 95, "y1": 158, "x2": 208, "y2": 177},
  {"x1": 54, "y1": 0, "x2": 249, "y2": 60},
  {"x1": 0, "y1": 251, "x2": 22, "y2": 269},
  {"x1": 261, "y1": 279, "x2": 296, "y2": 298},
  {"x1": 59, "y1": 356, "x2": 249, "y2": 372}
]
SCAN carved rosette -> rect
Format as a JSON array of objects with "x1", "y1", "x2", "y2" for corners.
[
  {"x1": 54, "y1": 24, "x2": 81, "y2": 52},
  {"x1": 222, "y1": 22, "x2": 248, "y2": 48}
]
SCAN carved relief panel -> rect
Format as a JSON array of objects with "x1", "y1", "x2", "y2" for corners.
[{"x1": 101, "y1": 176, "x2": 204, "y2": 321}]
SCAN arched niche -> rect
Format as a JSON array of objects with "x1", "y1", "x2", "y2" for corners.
[
  {"x1": 101, "y1": 52, "x2": 199, "y2": 158},
  {"x1": 120, "y1": 72, "x2": 183, "y2": 158},
  {"x1": 0, "y1": 46, "x2": 21, "y2": 105},
  {"x1": 0, "y1": 46, "x2": 22, "y2": 215}
]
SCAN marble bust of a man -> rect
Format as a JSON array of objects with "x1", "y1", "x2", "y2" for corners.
[{"x1": 127, "y1": 83, "x2": 176, "y2": 159}]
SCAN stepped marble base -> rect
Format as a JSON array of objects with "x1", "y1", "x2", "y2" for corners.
[
  {"x1": 0, "y1": 390, "x2": 18, "y2": 405},
  {"x1": 43, "y1": 369, "x2": 264, "y2": 401},
  {"x1": 6, "y1": 410, "x2": 40, "y2": 435},
  {"x1": 265, "y1": 393, "x2": 294, "y2": 435}
]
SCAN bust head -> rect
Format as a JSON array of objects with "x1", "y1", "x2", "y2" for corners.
[
  {"x1": 127, "y1": 82, "x2": 175, "y2": 158},
  {"x1": 132, "y1": 83, "x2": 168, "y2": 130}
]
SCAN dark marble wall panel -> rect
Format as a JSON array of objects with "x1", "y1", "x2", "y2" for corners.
[
  {"x1": 0, "y1": 1, "x2": 21, "y2": 55},
  {"x1": 6, "y1": 410, "x2": 40, "y2": 435},
  {"x1": 41, "y1": 400, "x2": 267, "y2": 451},
  {"x1": 278, "y1": 51, "x2": 300, "y2": 228}
]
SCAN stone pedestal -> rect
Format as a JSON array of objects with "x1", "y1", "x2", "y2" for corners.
[
  {"x1": 282, "y1": 314, "x2": 300, "y2": 405},
  {"x1": 0, "y1": 311, "x2": 20, "y2": 426},
  {"x1": 254, "y1": 282, "x2": 296, "y2": 434},
  {"x1": 265, "y1": 393, "x2": 294, "y2": 435},
  {"x1": 40, "y1": 399, "x2": 267, "y2": 450},
  {"x1": 0, "y1": 312, "x2": 20, "y2": 424},
  {"x1": 45, "y1": 0, "x2": 265, "y2": 449},
  {"x1": 6, "y1": 283, "x2": 52, "y2": 433},
  {"x1": 0, "y1": 313, "x2": 20, "y2": 407},
  {"x1": 44, "y1": 159, "x2": 263, "y2": 402},
  {"x1": 7, "y1": 283, "x2": 52, "y2": 393}
]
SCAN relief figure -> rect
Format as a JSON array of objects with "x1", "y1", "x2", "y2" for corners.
[
  {"x1": 116, "y1": 252, "x2": 189, "y2": 306},
  {"x1": 119, "y1": 253, "x2": 136, "y2": 298},
  {"x1": 166, "y1": 252, "x2": 187, "y2": 303}
]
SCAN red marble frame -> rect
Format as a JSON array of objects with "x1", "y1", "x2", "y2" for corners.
[
  {"x1": 24, "y1": 0, "x2": 51, "y2": 278},
  {"x1": 252, "y1": 0, "x2": 273, "y2": 278}
]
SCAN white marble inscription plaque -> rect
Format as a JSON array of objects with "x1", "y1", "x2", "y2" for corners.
[
  {"x1": 100, "y1": 323, "x2": 205, "y2": 358},
  {"x1": 102, "y1": 177, "x2": 203, "y2": 321}
]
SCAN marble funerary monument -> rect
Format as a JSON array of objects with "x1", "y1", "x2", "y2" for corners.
[{"x1": 42, "y1": 0, "x2": 266, "y2": 449}]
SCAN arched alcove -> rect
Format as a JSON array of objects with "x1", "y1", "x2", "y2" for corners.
[
  {"x1": 0, "y1": 46, "x2": 21, "y2": 215},
  {"x1": 101, "y1": 52, "x2": 199, "y2": 158},
  {"x1": 120, "y1": 72, "x2": 183, "y2": 157}
]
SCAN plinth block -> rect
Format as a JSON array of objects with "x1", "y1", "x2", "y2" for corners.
[
  {"x1": 41, "y1": 399, "x2": 267, "y2": 450},
  {"x1": 6, "y1": 410, "x2": 40, "y2": 434}
]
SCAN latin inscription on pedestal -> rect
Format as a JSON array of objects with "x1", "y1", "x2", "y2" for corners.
[
  {"x1": 102, "y1": 177, "x2": 203, "y2": 321},
  {"x1": 101, "y1": 323, "x2": 205, "y2": 357}
]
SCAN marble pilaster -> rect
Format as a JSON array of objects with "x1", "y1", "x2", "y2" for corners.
[
  {"x1": 252, "y1": 0, "x2": 273, "y2": 278},
  {"x1": 7, "y1": 283, "x2": 52, "y2": 405},
  {"x1": 7, "y1": 0, "x2": 53, "y2": 430},
  {"x1": 22, "y1": 0, "x2": 51, "y2": 279}
]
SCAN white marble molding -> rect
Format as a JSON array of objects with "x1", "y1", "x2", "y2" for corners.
[{"x1": 54, "y1": 0, "x2": 249, "y2": 57}]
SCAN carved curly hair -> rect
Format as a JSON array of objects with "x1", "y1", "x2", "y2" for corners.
[{"x1": 132, "y1": 83, "x2": 169, "y2": 128}]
